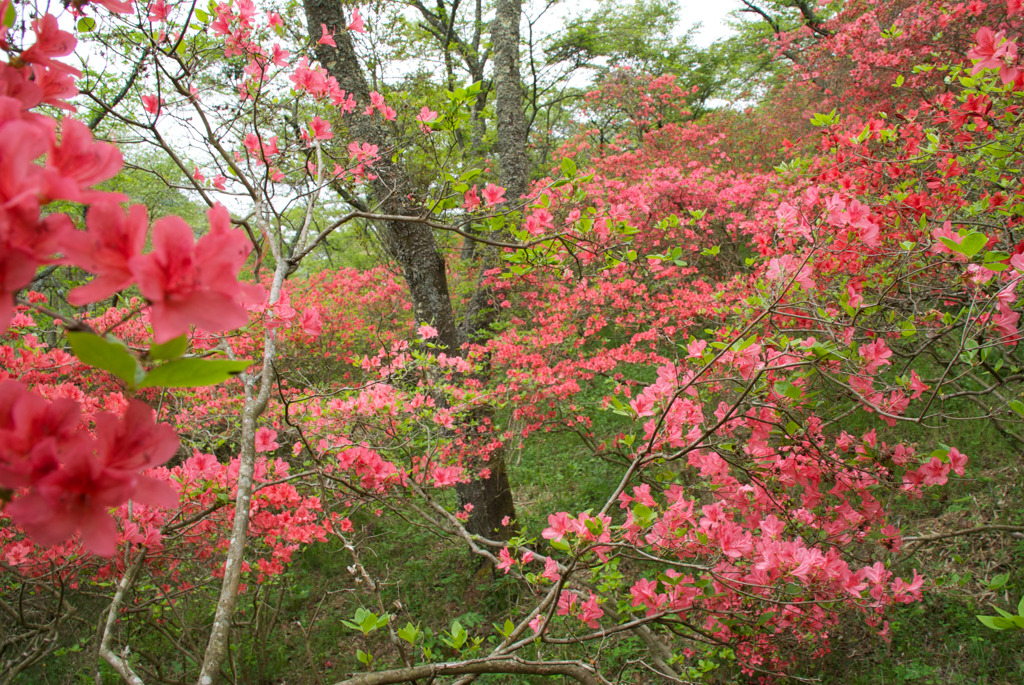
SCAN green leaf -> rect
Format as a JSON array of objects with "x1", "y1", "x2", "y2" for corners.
[
  {"x1": 809, "y1": 344, "x2": 846, "y2": 361},
  {"x1": 1008, "y1": 400, "x2": 1024, "y2": 418},
  {"x1": 195, "y1": 8, "x2": 209, "y2": 21},
  {"x1": 549, "y1": 538, "x2": 571, "y2": 552},
  {"x1": 632, "y1": 503, "x2": 655, "y2": 528},
  {"x1": 149, "y1": 335, "x2": 188, "y2": 361},
  {"x1": 983, "y1": 250, "x2": 1011, "y2": 271},
  {"x1": 977, "y1": 615, "x2": 1014, "y2": 630},
  {"x1": 775, "y1": 380, "x2": 795, "y2": 397},
  {"x1": 810, "y1": 109, "x2": 838, "y2": 127},
  {"x1": 449, "y1": 620, "x2": 468, "y2": 649},
  {"x1": 397, "y1": 622, "x2": 421, "y2": 644},
  {"x1": 360, "y1": 612, "x2": 380, "y2": 634},
  {"x1": 560, "y1": 157, "x2": 577, "y2": 178},
  {"x1": 77, "y1": 17, "x2": 96, "y2": 32},
  {"x1": 495, "y1": 619, "x2": 514, "y2": 637},
  {"x1": 67, "y1": 331, "x2": 144, "y2": 387},
  {"x1": 987, "y1": 572, "x2": 1010, "y2": 590},
  {"x1": 941, "y1": 231, "x2": 988, "y2": 258},
  {"x1": 139, "y1": 358, "x2": 252, "y2": 388},
  {"x1": 959, "y1": 231, "x2": 989, "y2": 257}
]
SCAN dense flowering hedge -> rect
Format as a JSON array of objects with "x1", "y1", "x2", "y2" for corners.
[{"x1": 2, "y1": 0, "x2": 1024, "y2": 681}]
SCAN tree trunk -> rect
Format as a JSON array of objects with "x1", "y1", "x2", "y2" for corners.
[
  {"x1": 302, "y1": 0, "x2": 515, "y2": 539},
  {"x1": 492, "y1": 0, "x2": 530, "y2": 204},
  {"x1": 448, "y1": 0, "x2": 533, "y2": 540}
]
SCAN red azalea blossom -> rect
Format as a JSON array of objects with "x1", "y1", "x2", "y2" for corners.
[{"x1": 128, "y1": 205, "x2": 263, "y2": 342}]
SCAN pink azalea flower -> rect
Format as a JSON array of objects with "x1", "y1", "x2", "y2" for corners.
[
  {"x1": 908, "y1": 370, "x2": 929, "y2": 399},
  {"x1": 541, "y1": 556, "x2": 559, "y2": 582},
  {"x1": 859, "y1": 338, "x2": 893, "y2": 375},
  {"x1": 432, "y1": 465, "x2": 463, "y2": 487},
  {"x1": 148, "y1": 0, "x2": 170, "y2": 23},
  {"x1": 482, "y1": 183, "x2": 505, "y2": 206},
  {"x1": 62, "y1": 203, "x2": 148, "y2": 305},
  {"x1": 20, "y1": 15, "x2": 78, "y2": 74},
  {"x1": 968, "y1": 28, "x2": 1013, "y2": 75},
  {"x1": 893, "y1": 570, "x2": 925, "y2": 604},
  {"x1": 92, "y1": 0, "x2": 135, "y2": 13},
  {"x1": 2, "y1": 394, "x2": 178, "y2": 556},
  {"x1": 46, "y1": 119, "x2": 124, "y2": 203},
  {"x1": 918, "y1": 457, "x2": 950, "y2": 486},
  {"x1": 463, "y1": 185, "x2": 481, "y2": 211},
  {"x1": 630, "y1": 578, "x2": 661, "y2": 612},
  {"x1": 348, "y1": 7, "x2": 365, "y2": 33},
  {"x1": 766, "y1": 254, "x2": 815, "y2": 290},
  {"x1": 948, "y1": 447, "x2": 968, "y2": 476},
  {"x1": 272, "y1": 43, "x2": 290, "y2": 66},
  {"x1": 318, "y1": 24, "x2": 336, "y2": 47},
  {"x1": 254, "y1": 427, "x2": 280, "y2": 453},
  {"x1": 497, "y1": 546, "x2": 515, "y2": 573},
  {"x1": 556, "y1": 590, "x2": 578, "y2": 615},
  {"x1": 5, "y1": 443, "x2": 135, "y2": 556},
  {"x1": 847, "y1": 283, "x2": 864, "y2": 308},
  {"x1": 307, "y1": 116, "x2": 333, "y2": 141},
  {"x1": 542, "y1": 512, "x2": 573, "y2": 541},
  {"x1": 142, "y1": 94, "x2": 161, "y2": 115},
  {"x1": 416, "y1": 106, "x2": 438, "y2": 133},
  {"x1": 529, "y1": 614, "x2": 545, "y2": 634},
  {"x1": 578, "y1": 592, "x2": 604, "y2": 628},
  {"x1": 301, "y1": 308, "x2": 323, "y2": 336},
  {"x1": 128, "y1": 205, "x2": 263, "y2": 342}
]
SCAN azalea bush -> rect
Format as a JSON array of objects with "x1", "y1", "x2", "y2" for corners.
[{"x1": 2, "y1": 0, "x2": 1024, "y2": 683}]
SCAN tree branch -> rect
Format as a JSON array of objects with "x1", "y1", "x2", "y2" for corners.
[{"x1": 332, "y1": 657, "x2": 606, "y2": 685}]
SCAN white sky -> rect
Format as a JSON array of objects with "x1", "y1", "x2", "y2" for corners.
[{"x1": 679, "y1": 0, "x2": 746, "y2": 47}]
